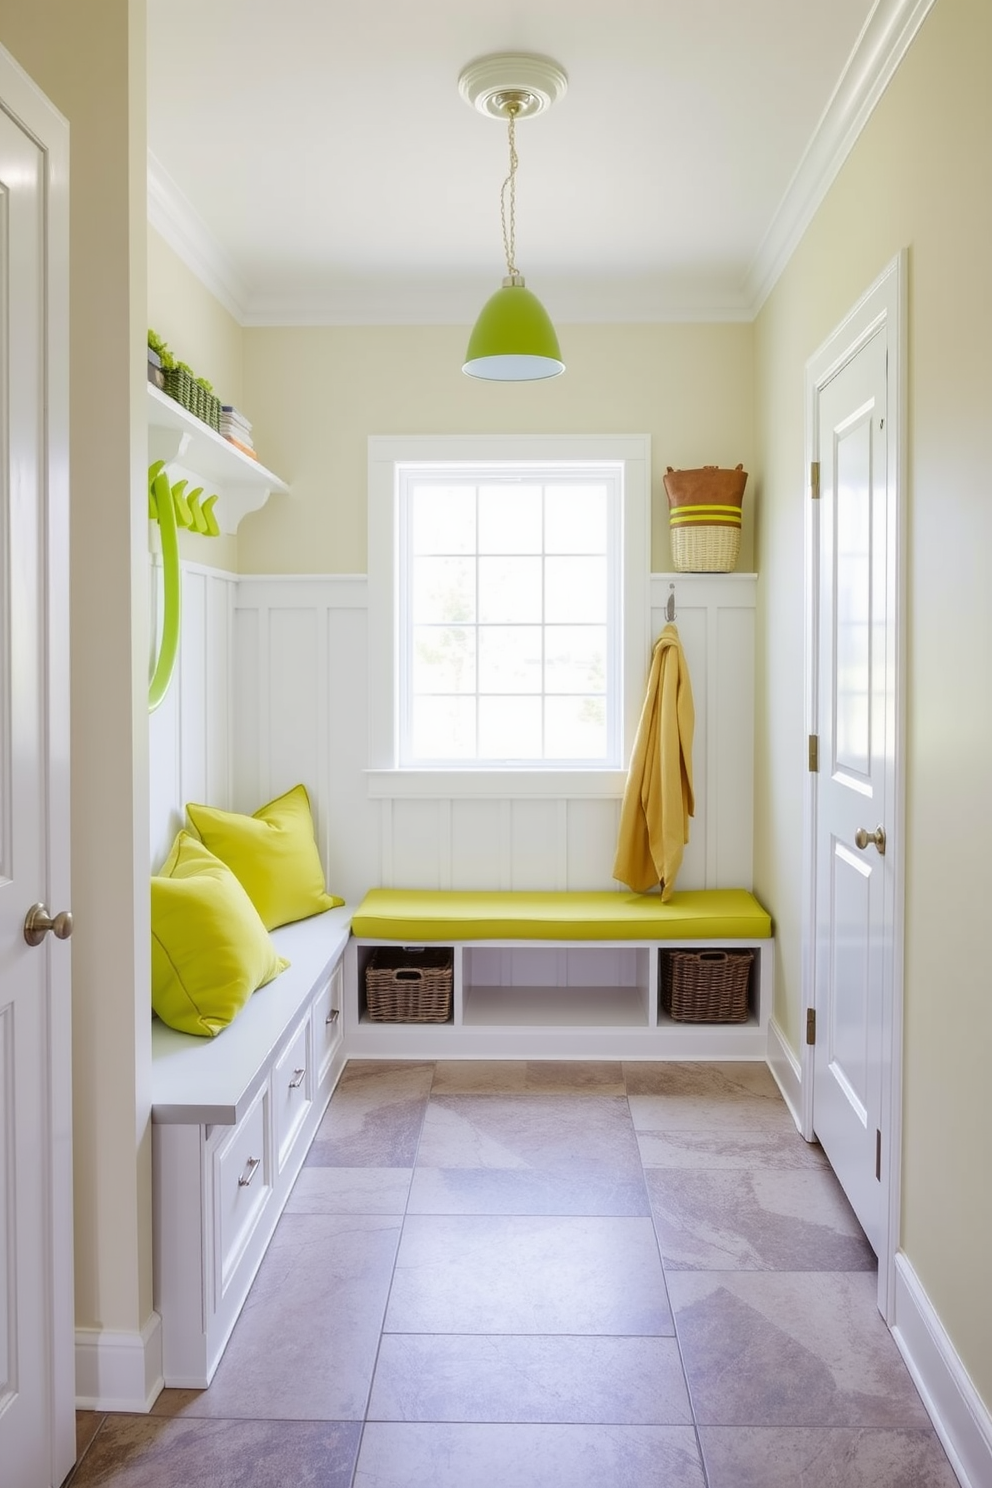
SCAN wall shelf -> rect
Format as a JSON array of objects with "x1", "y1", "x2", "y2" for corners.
[{"x1": 147, "y1": 383, "x2": 289, "y2": 535}]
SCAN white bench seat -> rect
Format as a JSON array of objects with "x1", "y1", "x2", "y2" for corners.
[
  {"x1": 346, "y1": 888, "x2": 774, "y2": 1063},
  {"x1": 151, "y1": 905, "x2": 351, "y2": 1388}
]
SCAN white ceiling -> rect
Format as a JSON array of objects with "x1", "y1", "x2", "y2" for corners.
[{"x1": 146, "y1": 0, "x2": 919, "y2": 326}]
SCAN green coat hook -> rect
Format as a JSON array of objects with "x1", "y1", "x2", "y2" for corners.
[
  {"x1": 201, "y1": 494, "x2": 221, "y2": 537},
  {"x1": 170, "y1": 478, "x2": 194, "y2": 529},
  {"x1": 187, "y1": 487, "x2": 210, "y2": 534},
  {"x1": 149, "y1": 464, "x2": 181, "y2": 713}
]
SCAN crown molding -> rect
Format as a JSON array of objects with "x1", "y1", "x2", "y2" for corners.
[
  {"x1": 743, "y1": 0, "x2": 937, "y2": 314},
  {"x1": 147, "y1": 151, "x2": 249, "y2": 324}
]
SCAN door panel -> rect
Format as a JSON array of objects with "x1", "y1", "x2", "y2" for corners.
[
  {"x1": 0, "y1": 75, "x2": 73, "y2": 1488},
  {"x1": 812, "y1": 325, "x2": 889, "y2": 1257}
]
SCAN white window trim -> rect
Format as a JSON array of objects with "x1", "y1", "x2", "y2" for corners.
[{"x1": 367, "y1": 433, "x2": 651, "y2": 798}]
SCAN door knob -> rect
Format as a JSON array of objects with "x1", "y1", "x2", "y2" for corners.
[
  {"x1": 854, "y1": 826, "x2": 886, "y2": 856},
  {"x1": 24, "y1": 903, "x2": 74, "y2": 947}
]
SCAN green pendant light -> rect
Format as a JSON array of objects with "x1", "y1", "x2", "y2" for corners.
[{"x1": 459, "y1": 54, "x2": 567, "y2": 382}]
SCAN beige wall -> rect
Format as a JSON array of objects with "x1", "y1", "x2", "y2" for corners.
[
  {"x1": 148, "y1": 226, "x2": 244, "y2": 413},
  {"x1": 0, "y1": 0, "x2": 153, "y2": 1342},
  {"x1": 754, "y1": 0, "x2": 991, "y2": 1406},
  {"x1": 238, "y1": 322, "x2": 755, "y2": 575}
]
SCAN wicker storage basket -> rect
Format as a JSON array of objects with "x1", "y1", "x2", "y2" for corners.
[
  {"x1": 661, "y1": 948, "x2": 753, "y2": 1023},
  {"x1": 663, "y1": 464, "x2": 748, "y2": 573},
  {"x1": 163, "y1": 367, "x2": 222, "y2": 433},
  {"x1": 365, "y1": 946, "x2": 453, "y2": 1023}
]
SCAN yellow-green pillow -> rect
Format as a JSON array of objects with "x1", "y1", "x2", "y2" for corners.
[
  {"x1": 151, "y1": 832, "x2": 288, "y2": 1038},
  {"x1": 185, "y1": 783, "x2": 343, "y2": 930}
]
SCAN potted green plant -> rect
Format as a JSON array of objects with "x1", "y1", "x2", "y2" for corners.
[{"x1": 147, "y1": 328, "x2": 173, "y2": 390}]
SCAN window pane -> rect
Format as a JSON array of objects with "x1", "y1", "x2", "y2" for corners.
[
  {"x1": 545, "y1": 556, "x2": 607, "y2": 623},
  {"x1": 411, "y1": 484, "x2": 476, "y2": 554},
  {"x1": 479, "y1": 696, "x2": 542, "y2": 759},
  {"x1": 478, "y1": 626, "x2": 542, "y2": 693},
  {"x1": 412, "y1": 556, "x2": 475, "y2": 624},
  {"x1": 412, "y1": 626, "x2": 476, "y2": 694},
  {"x1": 478, "y1": 484, "x2": 542, "y2": 554},
  {"x1": 545, "y1": 625, "x2": 607, "y2": 693},
  {"x1": 545, "y1": 485, "x2": 608, "y2": 554},
  {"x1": 545, "y1": 696, "x2": 608, "y2": 760},
  {"x1": 411, "y1": 696, "x2": 476, "y2": 759},
  {"x1": 478, "y1": 556, "x2": 542, "y2": 623}
]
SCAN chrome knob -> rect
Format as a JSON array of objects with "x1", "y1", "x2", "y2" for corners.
[
  {"x1": 854, "y1": 826, "x2": 886, "y2": 856},
  {"x1": 24, "y1": 903, "x2": 74, "y2": 947}
]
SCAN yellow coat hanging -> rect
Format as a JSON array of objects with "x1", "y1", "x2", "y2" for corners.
[{"x1": 613, "y1": 623, "x2": 695, "y2": 899}]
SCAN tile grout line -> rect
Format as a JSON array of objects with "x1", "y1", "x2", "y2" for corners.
[
  {"x1": 627, "y1": 1065, "x2": 713, "y2": 1488},
  {"x1": 349, "y1": 1060, "x2": 437, "y2": 1486}
]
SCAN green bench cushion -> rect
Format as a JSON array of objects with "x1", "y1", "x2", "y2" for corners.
[{"x1": 352, "y1": 888, "x2": 772, "y2": 942}]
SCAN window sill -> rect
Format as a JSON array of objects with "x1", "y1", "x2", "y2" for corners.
[{"x1": 365, "y1": 769, "x2": 628, "y2": 800}]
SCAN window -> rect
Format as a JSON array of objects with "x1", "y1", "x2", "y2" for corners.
[
  {"x1": 368, "y1": 435, "x2": 649, "y2": 793},
  {"x1": 399, "y1": 464, "x2": 621, "y2": 767}
]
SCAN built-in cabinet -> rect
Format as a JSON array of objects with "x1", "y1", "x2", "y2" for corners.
[{"x1": 151, "y1": 910, "x2": 349, "y2": 1387}]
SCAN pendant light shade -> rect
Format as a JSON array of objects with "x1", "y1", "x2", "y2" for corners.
[
  {"x1": 464, "y1": 275, "x2": 564, "y2": 381},
  {"x1": 459, "y1": 54, "x2": 567, "y2": 382}
]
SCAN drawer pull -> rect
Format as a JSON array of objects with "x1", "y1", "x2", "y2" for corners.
[
  {"x1": 325, "y1": 1008, "x2": 340, "y2": 1025},
  {"x1": 237, "y1": 1156, "x2": 261, "y2": 1188},
  {"x1": 289, "y1": 1067, "x2": 307, "y2": 1090}
]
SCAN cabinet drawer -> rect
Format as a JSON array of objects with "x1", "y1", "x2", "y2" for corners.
[
  {"x1": 312, "y1": 962, "x2": 343, "y2": 1085},
  {"x1": 273, "y1": 1014, "x2": 312, "y2": 1172},
  {"x1": 213, "y1": 1083, "x2": 271, "y2": 1300}
]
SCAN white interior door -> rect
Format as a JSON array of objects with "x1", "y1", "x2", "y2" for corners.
[
  {"x1": 806, "y1": 257, "x2": 904, "y2": 1311},
  {"x1": 0, "y1": 54, "x2": 74, "y2": 1488}
]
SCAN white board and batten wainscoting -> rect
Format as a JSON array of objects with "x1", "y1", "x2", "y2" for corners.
[{"x1": 150, "y1": 560, "x2": 766, "y2": 1057}]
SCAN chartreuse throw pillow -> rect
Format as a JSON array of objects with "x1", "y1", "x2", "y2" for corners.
[
  {"x1": 151, "y1": 832, "x2": 288, "y2": 1038},
  {"x1": 185, "y1": 783, "x2": 343, "y2": 931}
]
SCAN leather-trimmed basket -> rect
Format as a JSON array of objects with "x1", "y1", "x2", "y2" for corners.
[
  {"x1": 663, "y1": 464, "x2": 748, "y2": 572},
  {"x1": 365, "y1": 946, "x2": 453, "y2": 1023},
  {"x1": 661, "y1": 948, "x2": 753, "y2": 1023}
]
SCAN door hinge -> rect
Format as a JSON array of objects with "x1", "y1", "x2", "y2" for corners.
[
  {"x1": 808, "y1": 734, "x2": 819, "y2": 772},
  {"x1": 875, "y1": 1128, "x2": 882, "y2": 1181},
  {"x1": 806, "y1": 1007, "x2": 816, "y2": 1045},
  {"x1": 810, "y1": 461, "x2": 821, "y2": 500}
]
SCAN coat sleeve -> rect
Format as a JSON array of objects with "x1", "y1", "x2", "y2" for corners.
[{"x1": 612, "y1": 624, "x2": 695, "y2": 898}]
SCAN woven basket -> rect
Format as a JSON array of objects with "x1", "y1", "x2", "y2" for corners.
[
  {"x1": 661, "y1": 948, "x2": 753, "y2": 1023},
  {"x1": 197, "y1": 385, "x2": 222, "y2": 432},
  {"x1": 365, "y1": 946, "x2": 453, "y2": 1023},
  {"x1": 670, "y1": 525, "x2": 741, "y2": 573},
  {"x1": 163, "y1": 366, "x2": 199, "y2": 418},
  {"x1": 664, "y1": 464, "x2": 748, "y2": 573},
  {"x1": 162, "y1": 368, "x2": 222, "y2": 433}
]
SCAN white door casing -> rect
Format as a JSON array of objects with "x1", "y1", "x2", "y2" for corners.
[
  {"x1": 0, "y1": 49, "x2": 73, "y2": 1488},
  {"x1": 803, "y1": 253, "x2": 906, "y2": 1321}
]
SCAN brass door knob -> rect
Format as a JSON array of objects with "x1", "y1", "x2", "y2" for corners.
[
  {"x1": 23, "y1": 903, "x2": 74, "y2": 947},
  {"x1": 854, "y1": 826, "x2": 886, "y2": 856}
]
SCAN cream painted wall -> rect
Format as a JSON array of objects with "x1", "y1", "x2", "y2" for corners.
[
  {"x1": 239, "y1": 323, "x2": 755, "y2": 575},
  {"x1": 754, "y1": 0, "x2": 991, "y2": 1408},
  {"x1": 148, "y1": 226, "x2": 244, "y2": 414},
  {"x1": 0, "y1": 0, "x2": 154, "y2": 1349}
]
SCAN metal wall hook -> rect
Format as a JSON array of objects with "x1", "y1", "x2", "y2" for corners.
[{"x1": 665, "y1": 583, "x2": 677, "y2": 623}]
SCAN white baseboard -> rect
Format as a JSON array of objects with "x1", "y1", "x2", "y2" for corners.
[
  {"x1": 766, "y1": 1016, "x2": 803, "y2": 1132},
  {"x1": 76, "y1": 1311, "x2": 164, "y2": 1411},
  {"x1": 892, "y1": 1252, "x2": 992, "y2": 1488}
]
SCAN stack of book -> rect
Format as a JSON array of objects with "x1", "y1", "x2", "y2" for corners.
[{"x1": 220, "y1": 405, "x2": 257, "y2": 460}]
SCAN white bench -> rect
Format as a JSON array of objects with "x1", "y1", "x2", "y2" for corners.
[
  {"x1": 345, "y1": 888, "x2": 774, "y2": 1062},
  {"x1": 151, "y1": 906, "x2": 351, "y2": 1387}
]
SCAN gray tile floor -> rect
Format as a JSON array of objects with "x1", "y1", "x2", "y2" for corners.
[{"x1": 71, "y1": 1061, "x2": 958, "y2": 1487}]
